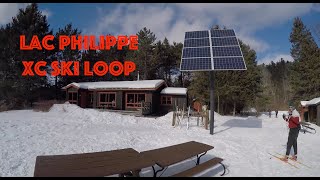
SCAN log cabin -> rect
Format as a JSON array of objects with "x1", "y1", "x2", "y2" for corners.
[
  {"x1": 300, "y1": 97, "x2": 320, "y2": 126},
  {"x1": 61, "y1": 79, "x2": 187, "y2": 114}
]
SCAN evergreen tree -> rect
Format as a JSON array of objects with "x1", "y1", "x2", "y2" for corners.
[
  {"x1": 51, "y1": 23, "x2": 81, "y2": 98},
  {"x1": 188, "y1": 38, "x2": 262, "y2": 115},
  {"x1": 263, "y1": 58, "x2": 293, "y2": 110},
  {"x1": 289, "y1": 17, "x2": 320, "y2": 104},
  {"x1": 171, "y1": 42, "x2": 188, "y2": 87},
  {"x1": 6, "y1": 3, "x2": 53, "y2": 106},
  {"x1": 132, "y1": 27, "x2": 157, "y2": 80},
  {"x1": 152, "y1": 38, "x2": 177, "y2": 86}
]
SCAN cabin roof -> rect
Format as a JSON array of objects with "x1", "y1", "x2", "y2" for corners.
[
  {"x1": 301, "y1": 97, "x2": 320, "y2": 106},
  {"x1": 61, "y1": 80, "x2": 166, "y2": 90},
  {"x1": 160, "y1": 87, "x2": 187, "y2": 95}
]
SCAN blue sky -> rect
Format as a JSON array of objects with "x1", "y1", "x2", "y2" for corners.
[{"x1": 1, "y1": 3, "x2": 319, "y2": 65}]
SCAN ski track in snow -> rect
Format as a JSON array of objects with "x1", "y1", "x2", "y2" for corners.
[{"x1": 0, "y1": 104, "x2": 320, "y2": 177}]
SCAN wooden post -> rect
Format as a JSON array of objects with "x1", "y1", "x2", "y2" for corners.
[
  {"x1": 197, "y1": 116, "x2": 199, "y2": 126},
  {"x1": 205, "y1": 110, "x2": 209, "y2": 130},
  {"x1": 172, "y1": 111, "x2": 176, "y2": 126}
]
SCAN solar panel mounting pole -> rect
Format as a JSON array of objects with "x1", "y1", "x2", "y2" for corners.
[{"x1": 209, "y1": 71, "x2": 214, "y2": 135}]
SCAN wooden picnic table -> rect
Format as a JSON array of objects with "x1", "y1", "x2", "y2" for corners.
[
  {"x1": 140, "y1": 141, "x2": 214, "y2": 177},
  {"x1": 300, "y1": 121, "x2": 316, "y2": 134},
  {"x1": 34, "y1": 148, "x2": 155, "y2": 177}
]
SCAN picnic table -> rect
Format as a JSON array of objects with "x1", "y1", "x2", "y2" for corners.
[
  {"x1": 141, "y1": 141, "x2": 225, "y2": 177},
  {"x1": 300, "y1": 121, "x2": 316, "y2": 134},
  {"x1": 34, "y1": 141, "x2": 225, "y2": 177},
  {"x1": 34, "y1": 148, "x2": 155, "y2": 177}
]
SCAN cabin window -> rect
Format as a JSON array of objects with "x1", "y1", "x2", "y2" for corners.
[
  {"x1": 68, "y1": 92, "x2": 78, "y2": 104},
  {"x1": 98, "y1": 92, "x2": 116, "y2": 108},
  {"x1": 126, "y1": 93, "x2": 145, "y2": 108},
  {"x1": 161, "y1": 96, "x2": 172, "y2": 105}
]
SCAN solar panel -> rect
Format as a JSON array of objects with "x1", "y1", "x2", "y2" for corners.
[
  {"x1": 210, "y1": 29, "x2": 235, "y2": 37},
  {"x1": 180, "y1": 29, "x2": 246, "y2": 71},
  {"x1": 182, "y1": 47, "x2": 211, "y2": 58},
  {"x1": 213, "y1": 57, "x2": 246, "y2": 70},
  {"x1": 185, "y1": 31, "x2": 209, "y2": 39},
  {"x1": 184, "y1": 38, "x2": 210, "y2": 48},
  {"x1": 212, "y1": 46, "x2": 242, "y2": 57},
  {"x1": 211, "y1": 37, "x2": 238, "y2": 46},
  {"x1": 180, "y1": 58, "x2": 212, "y2": 71}
]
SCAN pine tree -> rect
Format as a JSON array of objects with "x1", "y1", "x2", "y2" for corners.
[
  {"x1": 289, "y1": 17, "x2": 320, "y2": 104},
  {"x1": 7, "y1": 3, "x2": 54, "y2": 106},
  {"x1": 188, "y1": 39, "x2": 262, "y2": 115},
  {"x1": 132, "y1": 27, "x2": 157, "y2": 80},
  {"x1": 51, "y1": 23, "x2": 81, "y2": 98},
  {"x1": 263, "y1": 58, "x2": 293, "y2": 110},
  {"x1": 171, "y1": 42, "x2": 187, "y2": 87},
  {"x1": 152, "y1": 38, "x2": 177, "y2": 86}
]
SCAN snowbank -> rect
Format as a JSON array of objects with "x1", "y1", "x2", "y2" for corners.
[{"x1": 1, "y1": 105, "x2": 320, "y2": 177}]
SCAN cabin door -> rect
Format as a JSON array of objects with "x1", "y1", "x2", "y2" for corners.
[{"x1": 80, "y1": 92, "x2": 87, "y2": 108}]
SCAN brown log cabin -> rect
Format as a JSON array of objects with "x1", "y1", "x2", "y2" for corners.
[
  {"x1": 61, "y1": 79, "x2": 188, "y2": 114},
  {"x1": 300, "y1": 97, "x2": 320, "y2": 126}
]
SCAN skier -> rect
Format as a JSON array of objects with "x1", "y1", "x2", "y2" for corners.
[
  {"x1": 275, "y1": 110, "x2": 278, "y2": 118},
  {"x1": 281, "y1": 106, "x2": 301, "y2": 161},
  {"x1": 269, "y1": 109, "x2": 271, "y2": 118}
]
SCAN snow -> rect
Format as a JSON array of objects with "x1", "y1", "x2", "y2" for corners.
[
  {"x1": 306, "y1": 97, "x2": 320, "y2": 106},
  {"x1": 160, "y1": 87, "x2": 187, "y2": 95},
  {"x1": 1, "y1": 104, "x2": 320, "y2": 177},
  {"x1": 300, "y1": 97, "x2": 320, "y2": 106},
  {"x1": 301, "y1": 101, "x2": 309, "y2": 106},
  {"x1": 61, "y1": 79, "x2": 165, "y2": 90}
]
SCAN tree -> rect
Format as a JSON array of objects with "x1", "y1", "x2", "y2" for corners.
[
  {"x1": 289, "y1": 17, "x2": 320, "y2": 104},
  {"x1": 188, "y1": 38, "x2": 262, "y2": 115},
  {"x1": 263, "y1": 58, "x2": 293, "y2": 110},
  {"x1": 132, "y1": 27, "x2": 157, "y2": 80},
  {"x1": 5, "y1": 3, "x2": 54, "y2": 106},
  {"x1": 51, "y1": 23, "x2": 81, "y2": 98},
  {"x1": 171, "y1": 42, "x2": 190, "y2": 87},
  {"x1": 152, "y1": 38, "x2": 178, "y2": 86}
]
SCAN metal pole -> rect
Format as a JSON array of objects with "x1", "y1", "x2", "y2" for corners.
[{"x1": 210, "y1": 71, "x2": 215, "y2": 135}]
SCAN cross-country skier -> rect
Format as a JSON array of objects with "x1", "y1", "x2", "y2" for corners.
[{"x1": 281, "y1": 106, "x2": 301, "y2": 161}]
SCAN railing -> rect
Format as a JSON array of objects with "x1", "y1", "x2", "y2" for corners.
[{"x1": 141, "y1": 102, "x2": 152, "y2": 115}]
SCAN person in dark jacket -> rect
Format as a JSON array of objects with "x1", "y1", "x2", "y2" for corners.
[
  {"x1": 269, "y1": 109, "x2": 271, "y2": 118},
  {"x1": 275, "y1": 110, "x2": 278, "y2": 118},
  {"x1": 281, "y1": 106, "x2": 301, "y2": 161}
]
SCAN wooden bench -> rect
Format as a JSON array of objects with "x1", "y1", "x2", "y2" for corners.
[
  {"x1": 141, "y1": 141, "x2": 225, "y2": 177},
  {"x1": 171, "y1": 157, "x2": 225, "y2": 177},
  {"x1": 34, "y1": 148, "x2": 155, "y2": 177}
]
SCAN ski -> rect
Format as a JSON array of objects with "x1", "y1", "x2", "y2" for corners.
[
  {"x1": 268, "y1": 152, "x2": 299, "y2": 169},
  {"x1": 275, "y1": 152, "x2": 311, "y2": 169}
]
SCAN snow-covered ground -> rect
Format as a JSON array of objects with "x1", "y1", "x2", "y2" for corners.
[{"x1": 0, "y1": 103, "x2": 320, "y2": 177}]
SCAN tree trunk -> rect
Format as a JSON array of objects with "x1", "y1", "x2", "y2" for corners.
[
  {"x1": 181, "y1": 72, "x2": 184, "y2": 87},
  {"x1": 144, "y1": 52, "x2": 147, "y2": 80},
  {"x1": 217, "y1": 93, "x2": 220, "y2": 114},
  {"x1": 55, "y1": 76, "x2": 58, "y2": 100},
  {"x1": 233, "y1": 101, "x2": 236, "y2": 116}
]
